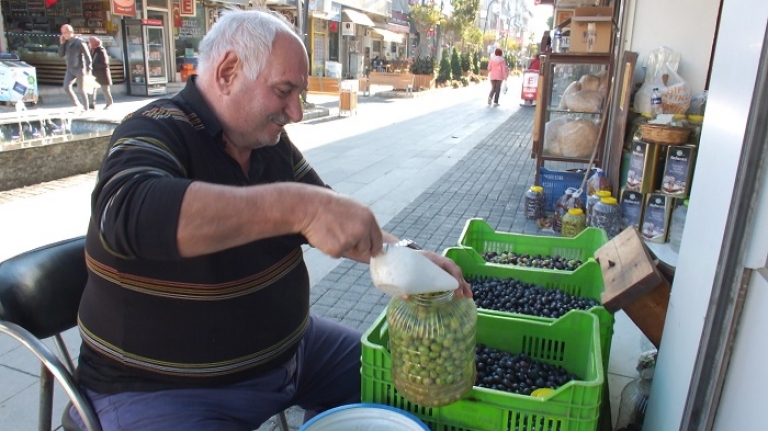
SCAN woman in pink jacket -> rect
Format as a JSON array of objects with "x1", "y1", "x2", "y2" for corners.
[{"x1": 487, "y1": 48, "x2": 509, "y2": 106}]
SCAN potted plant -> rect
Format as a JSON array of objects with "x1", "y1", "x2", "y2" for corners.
[
  {"x1": 409, "y1": 56, "x2": 436, "y2": 91},
  {"x1": 479, "y1": 57, "x2": 489, "y2": 77}
]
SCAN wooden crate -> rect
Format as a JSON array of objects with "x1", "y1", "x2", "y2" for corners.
[{"x1": 597, "y1": 227, "x2": 671, "y2": 348}]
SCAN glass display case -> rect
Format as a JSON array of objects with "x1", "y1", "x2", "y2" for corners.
[
  {"x1": 532, "y1": 53, "x2": 613, "y2": 183},
  {"x1": 122, "y1": 19, "x2": 168, "y2": 96}
]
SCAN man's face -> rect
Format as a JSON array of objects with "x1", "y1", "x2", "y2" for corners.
[
  {"x1": 61, "y1": 25, "x2": 75, "y2": 40},
  {"x1": 219, "y1": 34, "x2": 308, "y2": 150}
]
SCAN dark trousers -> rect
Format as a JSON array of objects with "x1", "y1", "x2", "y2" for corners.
[
  {"x1": 70, "y1": 316, "x2": 362, "y2": 430},
  {"x1": 488, "y1": 79, "x2": 503, "y2": 104}
]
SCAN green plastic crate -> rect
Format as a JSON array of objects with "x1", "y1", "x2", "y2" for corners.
[
  {"x1": 444, "y1": 246, "x2": 614, "y2": 374},
  {"x1": 458, "y1": 218, "x2": 609, "y2": 266},
  {"x1": 361, "y1": 310, "x2": 604, "y2": 431}
]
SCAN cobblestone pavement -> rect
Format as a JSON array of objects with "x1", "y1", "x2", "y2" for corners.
[{"x1": 309, "y1": 108, "x2": 541, "y2": 334}]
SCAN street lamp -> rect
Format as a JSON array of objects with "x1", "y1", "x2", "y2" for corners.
[{"x1": 482, "y1": 0, "x2": 499, "y2": 36}]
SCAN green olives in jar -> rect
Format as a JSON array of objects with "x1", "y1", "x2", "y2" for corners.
[{"x1": 386, "y1": 290, "x2": 477, "y2": 407}]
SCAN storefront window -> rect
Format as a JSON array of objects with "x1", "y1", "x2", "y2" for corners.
[
  {"x1": 329, "y1": 29, "x2": 339, "y2": 61},
  {"x1": 174, "y1": 0, "x2": 204, "y2": 60},
  {"x1": 147, "y1": 0, "x2": 168, "y2": 8}
]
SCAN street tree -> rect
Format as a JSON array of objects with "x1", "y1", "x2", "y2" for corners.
[{"x1": 410, "y1": 2, "x2": 444, "y2": 57}]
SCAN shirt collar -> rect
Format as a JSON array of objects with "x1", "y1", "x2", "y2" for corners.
[{"x1": 175, "y1": 75, "x2": 223, "y2": 139}]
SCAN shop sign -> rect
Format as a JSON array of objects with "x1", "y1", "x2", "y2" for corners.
[
  {"x1": 111, "y1": 0, "x2": 137, "y2": 17},
  {"x1": 341, "y1": 22, "x2": 356, "y2": 36},
  {"x1": 389, "y1": 10, "x2": 409, "y2": 26},
  {"x1": 180, "y1": 0, "x2": 196, "y2": 17}
]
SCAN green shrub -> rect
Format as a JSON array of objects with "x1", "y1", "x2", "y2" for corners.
[
  {"x1": 409, "y1": 56, "x2": 435, "y2": 75},
  {"x1": 460, "y1": 53, "x2": 470, "y2": 73},
  {"x1": 472, "y1": 52, "x2": 480, "y2": 74},
  {"x1": 451, "y1": 48, "x2": 462, "y2": 80},
  {"x1": 437, "y1": 50, "x2": 452, "y2": 83},
  {"x1": 479, "y1": 57, "x2": 489, "y2": 71}
]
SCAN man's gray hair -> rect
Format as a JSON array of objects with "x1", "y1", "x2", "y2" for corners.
[{"x1": 196, "y1": 9, "x2": 301, "y2": 80}]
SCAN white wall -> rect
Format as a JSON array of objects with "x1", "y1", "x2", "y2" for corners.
[
  {"x1": 643, "y1": 0, "x2": 768, "y2": 428},
  {"x1": 624, "y1": 0, "x2": 720, "y2": 95}
]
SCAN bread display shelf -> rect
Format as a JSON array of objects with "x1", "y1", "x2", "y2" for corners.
[{"x1": 533, "y1": 52, "x2": 614, "y2": 185}]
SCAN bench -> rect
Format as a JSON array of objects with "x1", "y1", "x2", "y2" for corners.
[
  {"x1": 367, "y1": 71, "x2": 415, "y2": 93},
  {"x1": 307, "y1": 76, "x2": 340, "y2": 95}
]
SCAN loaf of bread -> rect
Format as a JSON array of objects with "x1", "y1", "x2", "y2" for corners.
[
  {"x1": 579, "y1": 74, "x2": 600, "y2": 92},
  {"x1": 558, "y1": 81, "x2": 581, "y2": 109},
  {"x1": 596, "y1": 70, "x2": 610, "y2": 99},
  {"x1": 543, "y1": 117, "x2": 566, "y2": 156},
  {"x1": 557, "y1": 119, "x2": 599, "y2": 158},
  {"x1": 564, "y1": 90, "x2": 603, "y2": 113}
]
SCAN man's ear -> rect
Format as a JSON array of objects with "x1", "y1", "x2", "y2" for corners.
[{"x1": 215, "y1": 51, "x2": 240, "y2": 96}]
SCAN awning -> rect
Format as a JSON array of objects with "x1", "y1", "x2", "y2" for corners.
[
  {"x1": 342, "y1": 9, "x2": 375, "y2": 27},
  {"x1": 372, "y1": 28, "x2": 404, "y2": 43}
]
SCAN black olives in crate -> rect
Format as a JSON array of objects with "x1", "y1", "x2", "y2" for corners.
[
  {"x1": 468, "y1": 275, "x2": 600, "y2": 319},
  {"x1": 475, "y1": 344, "x2": 579, "y2": 396},
  {"x1": 482, "y1": 251, "x2": 583, "y2": 271}
]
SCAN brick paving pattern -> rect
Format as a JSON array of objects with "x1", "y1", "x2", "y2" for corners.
[{"x1": 309, "y1": 107, "x2": 545, "y2": 332}]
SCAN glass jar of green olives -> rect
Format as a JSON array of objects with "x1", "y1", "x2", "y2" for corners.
[{"x1": 386, "y1": 290, "x2": 477, "y2": 408}]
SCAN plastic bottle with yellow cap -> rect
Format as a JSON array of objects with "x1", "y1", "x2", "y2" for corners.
[
  {"x1": 592, "y1": 196, "x2": 623, "y2": 238},
  {"x1": 586, "y1": 190, "x2": 612, "y2": 227},
  {"x1": 561, "y1": 207, "x2": 586, "y2": 238},
  {"x1": 524, "y1": 185, "x2": 546, "y2": 220}
]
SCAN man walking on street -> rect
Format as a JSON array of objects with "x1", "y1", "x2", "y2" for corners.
[{"x1": 58, "y1": 24, "x2": 92, "y2": 111}]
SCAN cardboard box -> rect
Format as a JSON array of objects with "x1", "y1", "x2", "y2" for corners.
[{"x1": 570, "y1": 7, "x2": 613, "y2": 53}]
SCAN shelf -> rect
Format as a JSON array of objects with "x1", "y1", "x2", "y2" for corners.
[
  {"x1": 546, "y1": 107, "x2": 604, "y2": 115},
  {"x1": 537, "y1": 155, "x2": 597, "y2": 163}
]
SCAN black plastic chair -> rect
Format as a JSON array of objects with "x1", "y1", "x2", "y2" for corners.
[
  {"x1": 0, "y1": 236, "x2": 101, "y2": 431},
  {"x1": 0, "y1": 237, "x2": 290, "y2": 431}
]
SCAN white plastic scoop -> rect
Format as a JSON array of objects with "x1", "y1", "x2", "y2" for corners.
[{"x1": 370, "y1": 244, "x2": 459, "y2": 297}]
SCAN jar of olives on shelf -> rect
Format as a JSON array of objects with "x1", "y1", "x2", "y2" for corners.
[
  {"x1": 386, "y1": 290, "x2": 477, "y2": 408},
  {"x1": 561, "y1": 207, "x2": 586, "y2": 238},
  {"x1": 524, "y1": 185, "x2": 546, "y2": 220},
  {"x1": 592, "y1": 196, "x2": 623, "y2": 238}
]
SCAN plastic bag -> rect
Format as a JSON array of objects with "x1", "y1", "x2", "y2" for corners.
[
  {"x1": 634, "y1": 47, "x2": 690, "y2": 115},
  {"x1": 502, "y1": 80, "x2": 508, "y2": 94},
  {"x1": 660, "y1": 66, "x2": 692, "y2": 114},
  {"x1": 83, "y1": 74, "x2": 99, "y2": 91},
  {"x1": 586, "y1": 168, "x2": 612, "y2": 196},
  {"x1": 688, "y1": 90, "x2": 708, "y2": 115}
]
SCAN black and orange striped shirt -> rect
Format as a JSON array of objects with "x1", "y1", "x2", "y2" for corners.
[{"x1": 76, "y1": 77, "x2": 326, "y2": 393}]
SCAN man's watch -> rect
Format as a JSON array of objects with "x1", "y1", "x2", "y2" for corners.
[{"x1": 396, "y1": 239, "x2": 421, "y2": 250}]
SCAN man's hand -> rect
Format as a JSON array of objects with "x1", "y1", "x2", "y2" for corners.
[
  {"x1": 300, "y1": 190, "x2": 383, "y2": 261},
  {"x1": 418, "y1": 250, "x2": 473, "y2": 298}
]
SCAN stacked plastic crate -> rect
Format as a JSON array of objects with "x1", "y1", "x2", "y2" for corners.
[{"x1": 361, "y1": 218, "x2": 613, "y2": 431}]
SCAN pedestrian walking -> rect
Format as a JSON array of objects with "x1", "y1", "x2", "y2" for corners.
[
  {"x1": 68, "y1": 8, "x2": 471, "y2": 431},
  {"x1": 88, "y1": 36, "x2": 113, "y2": 109},
  {"x1": 58, "y1": 24, "x2": 92, "y2": 111},
  {"x1": 487, "y1": 47, "x2": 509, "y2": 106}
]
